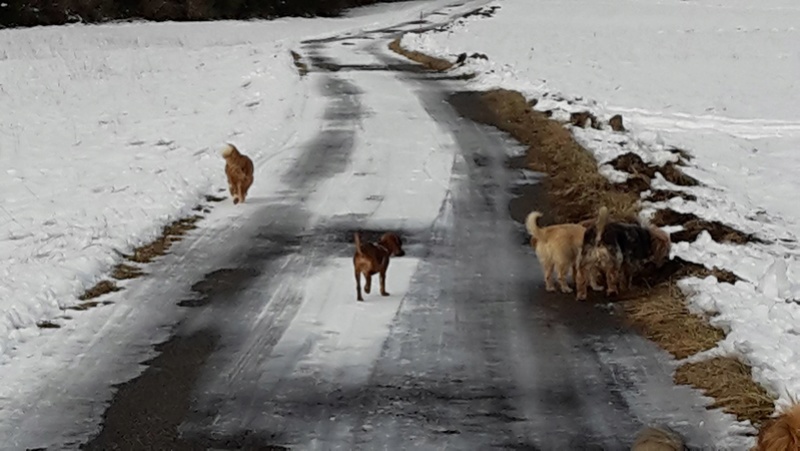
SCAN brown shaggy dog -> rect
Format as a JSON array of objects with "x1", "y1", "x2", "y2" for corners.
[
  {"x1": 631, "y1": 425, "x2": 686, "y2": 451},
  {"x1": 353, "y1": 232, "x2": 405, "y2": 302},
  {"x1": 576, "y1": 206, "x2": 671, "y2": 301},
  {"x1": 525, "y1": 211, "x2": 590, "y2": 293},
  {"x1": 756, "y1": 402, "x2": 800, "y2": 451},
  {"x1": 221, "y1": 143, "x2": 254, "y2": 205}
]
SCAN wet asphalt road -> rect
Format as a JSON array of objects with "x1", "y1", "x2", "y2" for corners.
[{"x1": 78, "y1": 7, "x2": 745, "y2": 451}]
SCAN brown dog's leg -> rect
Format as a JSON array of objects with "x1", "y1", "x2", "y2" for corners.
[
  {"x1": 355, "y1": 270, "x2": 364, "y2": 301},
  {"x1": 364, "y1": 274, "x2": 372, "y2": 294},
  {"x1": 379, "y1": 270, "x2": 389, "y2": 296},
  {"x1": 605, "y1": 266, "x2": 619, "y2": 297},
  {"x1": 575, "y1": 263, "x2": 588, "y2": 301}
]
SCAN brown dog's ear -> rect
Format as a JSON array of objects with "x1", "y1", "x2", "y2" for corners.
[{"x1": 380, "y1": 232, "x2": 405, "y2": 257}]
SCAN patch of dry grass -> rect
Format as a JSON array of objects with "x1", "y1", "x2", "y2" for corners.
[
  {"x1": 290, "y1": 50, "x2": 309, "y2": 76},
  {"x1": 126, "y1": 216, "x2": 201, "y2": 264},
  {"x1": 676, "y1": 357, "x2": 775, "y2": 425},
  {"x1": 79, "y1": 280, "x2": 122, "y2": 301},
  {"x1": 621, "y1": 284, "x2": 723, "y2": 359},
  {"x1": 388, "y1": 38, "x2": 454, "y2": 72},
  {"x1": 112, "y1": 263, "x2": 145, "y2": 280}
]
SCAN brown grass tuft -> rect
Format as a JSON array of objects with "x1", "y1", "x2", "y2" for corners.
[
  {"x1": 79, "y1": 280, "x2": 122, "y2": 301},
  {"x1": 112, "y1": 263, "x2": 145, "y2": 280},
  {"x1": 290, "y1": 50, "x2": 309, "y2": 76},
  {"x1": 127, "y1": 216, "x2": 202, "y2": 263},
  {"x1": 388, "y1": 38, "x2": 454, "y2": 72},
  {"x1": 645, "y1": 189, "x2": 697, "y2": 203},
  {"x1": 68, "y1": 300, "x2": 115, "y2": 311},
  {"x1": 609, "y1": 114, "x2": 625, "y2": 132},
  {"x1": 676, "y1": 357, "x2": 775, "y2": 425},
  {"x1": 37, "y1": 320, "x2": 61, "y2": 329},
  {"x1": 621, "y1": 284, "x2": 723, "y2": 359},
  {"x1": 479, "y1": 89, "x2": 639, "y2": 223}
]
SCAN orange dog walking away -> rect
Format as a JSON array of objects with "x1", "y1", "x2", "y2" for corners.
[{"x1": 221, "y1": 143, "x2": 254, "y2": 205}]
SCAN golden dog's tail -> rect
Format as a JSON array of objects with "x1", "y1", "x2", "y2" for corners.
[
  {"x1": 757, "y1": 402, "x2": 800, "y2": 451},
  {"x1": 595, "y1": 206, "x2": 609, "y2": 243},
  {"x1": 631, "y1": 425, "x2": 685, "y2": 451},
  {"x1": 525, "y1": 211, "x2": 543, "y2": 240},
  {"x1": 354, "y1": 232, "x2": 364, "y2": 256},
  {"x1": 221, "y1": 143, "x2": 238, "y2": 159}
]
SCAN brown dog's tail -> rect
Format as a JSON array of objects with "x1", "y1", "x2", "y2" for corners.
[
  {"x1": 221, "y1": 143, "x2": 238, "y2": 159},
  {"x1": 631, "y1": 425, "x2": 685, "y2": 451},
  {"x1": 757, "y1": 402, "x2": 800, "y2": 451},
  {"x1": 525, "y1": 211, "x2": 543, "y2": 240},
  {"x1": 595, "y1": 206, "x2": 609, "y2": 243},
  {"x1": 354, "y1": 232, "x2": 364, "y2": 256}
]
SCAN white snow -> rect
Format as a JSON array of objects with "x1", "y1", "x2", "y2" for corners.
[
  {"x1": 0, "y1": 0, "x2": 465, "y2": 365},
  {"x1": 401, "y1": 0, "x2": 800, "y2": 414}
]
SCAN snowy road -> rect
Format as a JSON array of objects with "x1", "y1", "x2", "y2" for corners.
[{"x1": 3, "y1": 4, "x2": 750, "y2": 451}]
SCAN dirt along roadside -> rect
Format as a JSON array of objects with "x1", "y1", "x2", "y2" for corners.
[{"x1": 389, "y1": 36, "x2": 776, "y2": 432}]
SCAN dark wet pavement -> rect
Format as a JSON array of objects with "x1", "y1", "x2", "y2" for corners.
[{"x1": 77, "y1": 4, "x2": 748, "y2": 451}]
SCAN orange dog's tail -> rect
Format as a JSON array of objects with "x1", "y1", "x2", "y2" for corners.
[
  {"x1": 595, "y1": 206, "x2": 609, "y2": 243},
  {"x1": 525, "y1": 211, "x2": 543, "y2": 240},
  {"x1": 221, "y1": 143, "x2": 239, "y2": 159},
  {"x1": 757, "y1": 402, "x2": 800, "y2": 451},
  {"x1": 354, "y1": 232, "x2": 364, "y2": 256}
]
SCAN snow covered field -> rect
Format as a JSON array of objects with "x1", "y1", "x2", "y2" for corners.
[
  {"x1": 0, "y1": 0, "x2": 464, "y2": 365},
  {"x1": 402, "y1": 0, "x2": 800, "y2": 413}
]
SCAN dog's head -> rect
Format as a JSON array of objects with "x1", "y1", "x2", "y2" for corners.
[
  {"x1": 380, "y1": 232, "x2": 405, "y2": 257},
  {"x1": 648, "y1": 226, "x2": 672, "y2": 266}
]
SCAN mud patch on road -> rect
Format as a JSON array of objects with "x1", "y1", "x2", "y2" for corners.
[
  {"x1": 82, "y1": 331, "x2": 220, "y2": 451},
  {"x1": 178, "y1": 268, "x2": 261, "y2": 308}
]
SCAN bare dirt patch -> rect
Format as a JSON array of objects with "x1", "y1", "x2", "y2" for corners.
[
  {"x1": 645, "y1": 189, "x2": 697, "y2": 203},
  {"x1": 651, "y1": 209, "x2": 762, "y2": 244}
]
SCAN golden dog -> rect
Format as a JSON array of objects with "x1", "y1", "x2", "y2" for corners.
[
  {"x1": 525, "y1": 211, "x2": 587, "y2": 293},
  {"x1": 756, "y1": 402, "x2": 800, "y2": 451},
  {"x1": 631, "y1": 425, "x2": 686, "y2": 451},
  {"x1": 221, "y1": 143, "x2": 254, "y2": 205}
]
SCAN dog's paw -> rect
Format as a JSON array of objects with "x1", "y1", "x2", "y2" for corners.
[
  {"x1": 545, "y1": 285, "x2": 556, "y2": 292},
  {"x1": 576, "y1": 293, "x2": 587, "y2": 301},
  {"x1": 364, "y1": 286, "x2": 371, "y2": 294},
  {"x1": 560, "y1": 286, "x2": 573, "y2": 294},
  {"x1": 381, "y1": 291, "x2": 390, "y2": 296},
  {"x1": 233, "y1": 197, "x2": 240, "y2": 205}
]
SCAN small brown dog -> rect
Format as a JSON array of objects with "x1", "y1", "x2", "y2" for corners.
[
  {"x1": 353, "y1": 232, "x2": 405, "y2": 301},
  {"x1": 221, "y1": 143, "x2": 254, "y2": 205},
  {"x1": 631, "y1": 425, "x2": 686, "y2": 451},
  {"x1": 756, "y1": 402, "x2": 800, "y2": 451},
  {"x1": 576, "y1": 206, "x2": 671, "y2": 301},
  {"x1": 525, "y1": 211, "x2": 587, "y2": 293}
]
